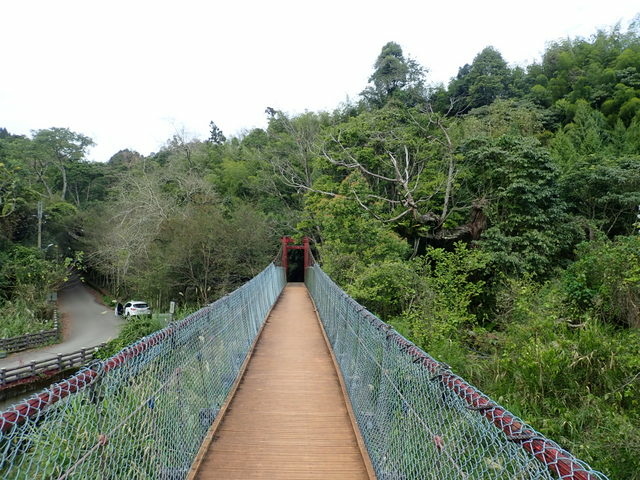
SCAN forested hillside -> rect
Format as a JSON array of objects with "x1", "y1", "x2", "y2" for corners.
[{"x1": 1, "y1": 20, "x2": 639, "y2": 477}]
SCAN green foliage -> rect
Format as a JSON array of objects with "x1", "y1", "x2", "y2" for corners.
[
  {"x1": 0, "y1": 245, "x2": 66, "y2": 300},
  {"x1": 559, "y1": 100, "x2": 610, "y2": 157},
  {"x1": 460, "y1": 99, "x2": 547, "y2": 138},
  {"x1": 155, "y1": 203, "x2": 273, "y2": 304},
  {"x1": 207, "y1": 121, "x2": 226, "y2": 145},
  {"x1": 0, "y1": 244, "x2": 65, "y2": 337},
  {"x1": 446, "y1": 277, "x2": 640, "y2": 479},
  {"x1": 464, "y1": 135, "x2": 577, "y2": 276},
  {"x1": 361, "y1": 42, "x2": 426, "y2": 107},
  {"x1": 349, "y1": 260, "x2": 418, "y2": 320},
  {"x1": 0, "y1": 297, "x2": 55, "y2": 338},
  {"x1": 398, "y1": 243, "x2": 490, "y2": 348},
  {"x1": 564, "y1": 236, "x2": 640, "y2": 327},
  {"x1": 31, "y1": 127, "x2": 95, "y2": 202},
  {"x1": 558, "y1": 157, "x2": 640, "y2": 236},
  {"x1": 299, "y1": 171, "x2": 409, "y2": 285},
  {"x1": 83, "y1": 141, "x2": 277, "y2": 308},
  {"x1": 311, "y1": 104, "x2": 471, "y2": 244},
  {"x1": 31, "y1": 128, "x2": 94, "y2": 163},
  {"x1": 440, "y1": 47, "x2": 515, "y2": 114},
  {"x1": 532, "y1": 26, "x2": 640, "y2": 127},
  {"x1": 0, "y1": 161, "x2": 34, "y2": 220},
  {"x1": 95, "y1": 314, "x2": 165, "y2": 359}
]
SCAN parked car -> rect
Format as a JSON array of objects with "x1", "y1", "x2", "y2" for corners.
[{"x1": 123, "y1": 301, "x2": 151, "y2": 317}]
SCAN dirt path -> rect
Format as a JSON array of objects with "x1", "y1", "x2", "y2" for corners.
[
  {"x1": 0, "y1": 276, "x2": 123, "y2": 371},
  {"x1": 192, "y1": 283, "x2": 371, "y2": 480}
]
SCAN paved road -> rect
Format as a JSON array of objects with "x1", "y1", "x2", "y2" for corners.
[{"x1": 0, "y1": 276, "x2": 123, "y2": 370}]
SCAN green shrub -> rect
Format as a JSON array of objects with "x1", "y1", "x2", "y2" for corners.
[
  {"x1": 349, "y1": 261, "x2": 418, "y2": 319},
  {"x1": 400, "y1": 243, "x2": 490, "y2": 349},
  {"x1": 0, "y1": 244, "x2": 64, "y2": 337},
  {"x1": 95, "y1": 315, "x2": 164, "y2": 359},
  {"x1": 0, "y1": 298, "x2": 55, "y2": 337},
  {"x1": 450, "y1": 276, "x2": 640, "y2": 478},
  {"x1": 564, "y1": 236, "x2": 640, "y2": 327}
]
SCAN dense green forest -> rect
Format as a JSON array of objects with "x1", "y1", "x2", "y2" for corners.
[{"x1": 2, "y1": 20, "x2": 640, "y2": 477}]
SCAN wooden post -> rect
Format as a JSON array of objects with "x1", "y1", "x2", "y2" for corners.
[
  {"x1": 54, "y1": 310, "x2": 60, "y2": 340},
  {"x1": 0, "y1": 368, "x2": 6, "y2": 385},
  {"x1": 57, "y1": 353, "x2": 63, "y2": 370},
  {"x1": 30, "y1": 361, "x2": 36, "y2": 376}
]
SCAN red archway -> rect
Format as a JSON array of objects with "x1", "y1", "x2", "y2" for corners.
[{"x1": 280, "y1": 237, "x2": 312, "y2": 281}]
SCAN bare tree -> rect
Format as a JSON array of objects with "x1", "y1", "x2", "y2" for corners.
[
  {"x1": 85, "y1": 168, "x2": 198, "y2": 294},
  {"x1": 266, "y1": 111, "x2": 338, "y2": 198},
  {"x1": 320, "y1": 107, "x2": 485, "y2": 243}
]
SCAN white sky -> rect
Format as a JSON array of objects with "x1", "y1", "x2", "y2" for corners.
[{"x1": 1, "y1": 1, "x2": 638, "y2": 161}]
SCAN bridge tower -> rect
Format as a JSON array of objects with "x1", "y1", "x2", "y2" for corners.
[{"x1": 280, "y1": 236, "x2": 312, "y2": 281}]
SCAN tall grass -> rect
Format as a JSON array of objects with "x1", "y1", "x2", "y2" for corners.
[
  {"x1": 0, "y1": 298, "x2": 55, "y2": 338},
  {"x1": 420, "y1": 278, "x2": 640, "y2": 479}
]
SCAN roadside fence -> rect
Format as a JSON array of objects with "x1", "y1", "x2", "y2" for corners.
[{"x1": 0, "y1": 311, "x2": 60, "y2": 354}]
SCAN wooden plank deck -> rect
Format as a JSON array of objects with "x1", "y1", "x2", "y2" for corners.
[{"x1": 190, "y1": 283, "x2": 373, "y2": 480}]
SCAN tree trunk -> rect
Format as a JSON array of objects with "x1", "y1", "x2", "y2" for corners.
[{"x1": 59, "y1": 164, "x2": 67, "y2": 200}]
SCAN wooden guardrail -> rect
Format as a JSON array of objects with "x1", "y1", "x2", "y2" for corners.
[
  {"x1": 0, "y1": 343, "x2": 105, "y2": 387},
  {"x1": 0, "y1": 311, "x2": 60, "y2": 354}
]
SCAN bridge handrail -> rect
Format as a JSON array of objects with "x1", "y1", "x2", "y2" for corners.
[
  {"x1": 306, "y1": 263, "x2": 609, "y2": 480},
  {"x1": 0, "y1": 343, "x2": 105, "y2": 388},
  {"x1": 0, "y1": 262, "x2": 286, "y2": 479}
]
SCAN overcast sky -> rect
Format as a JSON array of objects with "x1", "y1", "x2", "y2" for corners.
[{"x1": 1, "y1": 1, "x2": 639, "y2": 161}]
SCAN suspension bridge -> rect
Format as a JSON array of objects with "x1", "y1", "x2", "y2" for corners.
[{"x1": 0, "y1": 238, "x2": 608, "y2": 479}]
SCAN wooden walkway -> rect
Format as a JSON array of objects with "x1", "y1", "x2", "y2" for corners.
[{"x1": 189, "y1": 283, "x2": 373, "y2": 480}]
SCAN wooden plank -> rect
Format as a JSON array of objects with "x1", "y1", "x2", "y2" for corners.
[
  {"x1": 306, "y1": 288, "x2": 378, "y2": 480},
  {"x1": 192, "y1": 283, "x2": 372, "y2": 480},
  {"x1": 186, "y1": 289, "x2": 279, "y2": 480}
]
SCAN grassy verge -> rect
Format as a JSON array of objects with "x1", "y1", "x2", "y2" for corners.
[{"x1": 0, "y1": 299, "x2": 55, "y2": 338}]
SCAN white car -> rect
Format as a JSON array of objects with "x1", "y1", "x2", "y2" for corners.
[{"x1": 123, "y1": 301, "x2": 151, "y2": 317}]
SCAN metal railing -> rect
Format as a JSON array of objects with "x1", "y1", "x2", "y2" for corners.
[
  {"x1": 0, "y1": 263, "x2": 285, "y2": 480},
  {"x1": 0, "y1": 259, "x2": 610, "y2": 480},
  {"x1": 306, "y1": 263, "x2": 609, "y2": 480}
]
